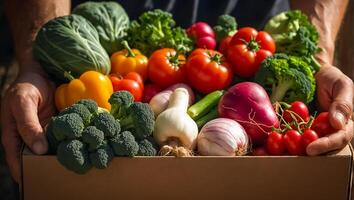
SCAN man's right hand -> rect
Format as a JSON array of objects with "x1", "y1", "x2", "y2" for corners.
[{"x1": 1, "y1": 69, "x2": 56, "y2": 183}]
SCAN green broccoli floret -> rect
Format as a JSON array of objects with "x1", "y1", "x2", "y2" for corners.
[
  {"x1": 82, "y1": 126, "x2": 105, "y2": 152},
  {"x1": 109, "y1": 91, "x2": 134, "y2": 119},
  {"x1": 92, "y1": 112, "x2": 120, "y2": 138},
  {"x1": 119, "y1": 102, "x2": 155, "y2": 140},
  {"x1": 254, "y1": 54, "x2": 316, "y2": 104},
  {"x1": 46, "y1": 118, "x2": 60, "y2": 154},
  {"x1": 57, "y1": 140, "x2": 92, "y2": 174},
  {"x1": 52, "y1": 113, "x2": 84, "y2": 141},
  {"x1": 137, "y1": 139, "x2": 157, "y2": 156},
  {"x1": 109, "y1": 131, "x2": 139, "y2": 157},
  {"x1": 76, "y1": 99, "x2": 98, "y2": 115},
  {"x1": 89, "y1": 142, "x2": 114, "y2": 169},
  {"x1": 60, "y1": 103, "x2": 92, "y2": 126},
  {"x1": 213, "y1": 14, "x2": 237, "y2": 42}
]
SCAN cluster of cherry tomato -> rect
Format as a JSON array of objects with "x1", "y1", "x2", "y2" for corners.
[{"x1": 254, "y1": 101, "x2": 338, "y2": 156}]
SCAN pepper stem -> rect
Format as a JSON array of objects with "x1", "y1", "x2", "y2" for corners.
[
  {"x1": 64, "y1": 71, "x2": 75, "y2": 81},
  {"x1": 121, "y1": 41, "x2": 135, "y2": 57}
]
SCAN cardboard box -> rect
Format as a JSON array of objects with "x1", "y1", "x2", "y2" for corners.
[{"x1": 21, "y1": 145, "x2": 353, "y2": 200}]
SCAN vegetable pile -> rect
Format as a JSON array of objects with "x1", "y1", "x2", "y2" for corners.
[{"x1": 34, "y1": 1, "x2": 343, "y2": 174}]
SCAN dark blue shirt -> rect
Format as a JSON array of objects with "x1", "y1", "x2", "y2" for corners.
[{"x1": 72, "y1": 0, "x2": 290, "y2": 29}]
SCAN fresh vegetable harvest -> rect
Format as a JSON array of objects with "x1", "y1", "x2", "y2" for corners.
[
  {"x1": 218, "y1": 82, "x2": 280, "y2": 146},
  {"x1": 187, "y1": 22, "x2": 216, "y2": 49},
  {"x1": 110, "y1": 72, "x2": 144, "y2": 102},
  {"x1": 110, "y1": 41, "x2": 148, "y2": 79},
  {"x1": 154, "y1": 88, "x2": 198, "y2": 156},
  {"x1": 126, "y1": 9, "x2": 193, "y2": 55},
  {"x1": 227, "y1": 27, "x2": 275, "y2": 78},
  {"x1": 255, "y1": 54, "x2": 316, "y2": 104},
  {"x1": 186, "y1": 49, "x2": 232, "y2": 94},
  {"x1": 34, "y1": 15, "x2": 111, "y2": 82},
  {"x1": 197, "y1": 118, "x2": 249, "y2": 156},
  {"x1": 148, "y1": 48, "x2": 187, "y2": 88},
  {"x1": 72, "y1": 1, "x2": 130, "y2": 55},
  {"x1": 283, "y1": 101, "x2": 310, "y2": 123},
  {"x1": 55, "y1": 71, "x2": 113, "y2": 111},
  {"x1": 149, "y1": 83, "x2": 194, "y2": 117}
]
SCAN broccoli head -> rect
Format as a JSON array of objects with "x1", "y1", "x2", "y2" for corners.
[
  {"x1": 57, "y1": 140, "x2": 92, "y2": 174},
  {"x1": 89, "y1": 142, "x2": 114, "y2": 169},
  {"x1": 109, "y1": 131, "x2": 139, "y2": 157},
  {"x1": 60, "y1": 103, "x2": 92, "y2": 126},
  {"x1": 46, "y1": 118, "x2": 60, "y2": 154},
  {"x1": 76, "y1": 99, "x2": 98, "y2": 115},
  {"x1": 92, "y1": 112, "x2": 120, "y2": 138},
  {"x1": 82, "y1": 126, "x2": 105, "y2": 152},
  {"x1": 137, "y1": 139, "x2": 157, "y2": 156},
  {"x1": 52, "y1": 113, "x2": 84, "y2": 141},
  {"x1": 213, "y1": 14, "x2": 237, "y2": 41},
  {"x1": 109, "y1": 90, "x2": 134, "y2": 119},
  {"x1": 119, "y1": 102, "x2": 155, "y2": 140},
  {"x1": 254, "y1": 54, "x2": 316, "y2": 104}
]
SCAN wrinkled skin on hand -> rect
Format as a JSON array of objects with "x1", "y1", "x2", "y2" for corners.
[
  {"x1": 1, "y1": 70, "x2": 56, "y2": 182},
  {"x1": 307, "y1": 63, "x2": 354, "y2": 155}
]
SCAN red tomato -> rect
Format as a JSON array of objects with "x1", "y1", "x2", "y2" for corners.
[
  {"x1": 142, "y1": 83, "x2": 162, "y2": 103},
  {"x1": 252, "y1": 147, "x2": 269, "y2": 156},
  {"x1": 187, "y1": 22, "x2": 216, "y2": 49},
  {"x1": 284, "y1": 130, "x2": 303, "y2": 155},
  {"x1": 301, "y1": 129, "x2": 319, "y2": 151},
  {"x1": 148, "y1": 48, "x2": 187, "y2": 88},
  {"x1": 311, "y1": 112, "x2": 337, "y2": 137},
  {"x1": 283, "y1": 101, "x2": 310, "y2": 123},
  {"x1": 227, "y1": 27, "x2": 275, "y2": 78},
  {"x1": 186, "y1": 48, "x2": 232, "y2": 94},
  {"x1": 266, "y1": 131, "x2": 285, "y2": 155},
  {"x1": 110, "y1": 72, "x2": 144, "y2": 102},
  {"x1": 218, "y1": 36, "x2": 232, "y2": 56}
]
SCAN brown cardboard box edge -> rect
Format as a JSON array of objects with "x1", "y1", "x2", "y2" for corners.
[{"x1": 21, "y1": 145, "x2": 353, "y2": 200}]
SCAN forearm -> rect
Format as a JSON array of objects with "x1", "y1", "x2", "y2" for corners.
[
  {"x1": 290, "y1": 0, "x2": 349, "y2": 65},
  {"x1": 5, "y1": 0, "x2": 70, "y2": 74}
]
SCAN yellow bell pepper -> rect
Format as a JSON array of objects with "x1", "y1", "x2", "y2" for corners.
[
  {"x1": 55, "y1": 71, "x2": 113, "y2": 111},
  {"x1": 110, "y1": 41, "x2": 148, "y2": 80}
]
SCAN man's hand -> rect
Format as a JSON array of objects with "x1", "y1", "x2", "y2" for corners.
[
  {"x1": 307, "y1": 64, "x2": 353, "y2": 155},
  {"x1": 1, "y1": 69, "x2": 56, "y2": 182}
]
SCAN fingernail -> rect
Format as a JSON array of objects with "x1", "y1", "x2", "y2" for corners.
[
  {"x1": 32, "y1": 140, "x2": 47, "y2": 154},
  {"x1": 335, "y1": 111, "x2": 346, "y2": 126}
]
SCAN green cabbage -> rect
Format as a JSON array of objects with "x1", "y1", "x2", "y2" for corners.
[
  {"x1": 73, "y1": 1, "x2": 130, "y2": 55},
  {"x1": 34, "y1": 15, "x2": 111, "y2": 82}
]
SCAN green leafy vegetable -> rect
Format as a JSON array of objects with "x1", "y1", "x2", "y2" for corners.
[
  {"x1": 126, "y1": 9, "x2": 193, "y2": 55},
  {"x1": 264, "y1": 10, "x2": 320, "y2": 71},
  {"x1": 73, "y1": 1, "x2": 130, "y2": 55},
  {"x1": 34, "y1": 15, "x2": 111, "y2": 82}
]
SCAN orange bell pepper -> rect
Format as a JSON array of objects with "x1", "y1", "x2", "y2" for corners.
[
  {"x1": 110, "y1": 41, "x2": 148, "y2": 80},
  {"x1": 55, "y1": 71, "x2": 113, "y2": 111}
]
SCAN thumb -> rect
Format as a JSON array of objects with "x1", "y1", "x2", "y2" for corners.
[
  {"x1": 329, "y1": 101, "x2": 352, "y2": 130},
  {"x1": 12, "y1": 96, "x2": 48, "y2": 154},
  {"x1": 329, "y1": 77, "x2": 353, "y2": 130}
]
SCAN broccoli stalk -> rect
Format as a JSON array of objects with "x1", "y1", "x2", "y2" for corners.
[{"x1": 269, "y1": 78, "x2": 294, "y2": 103}]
